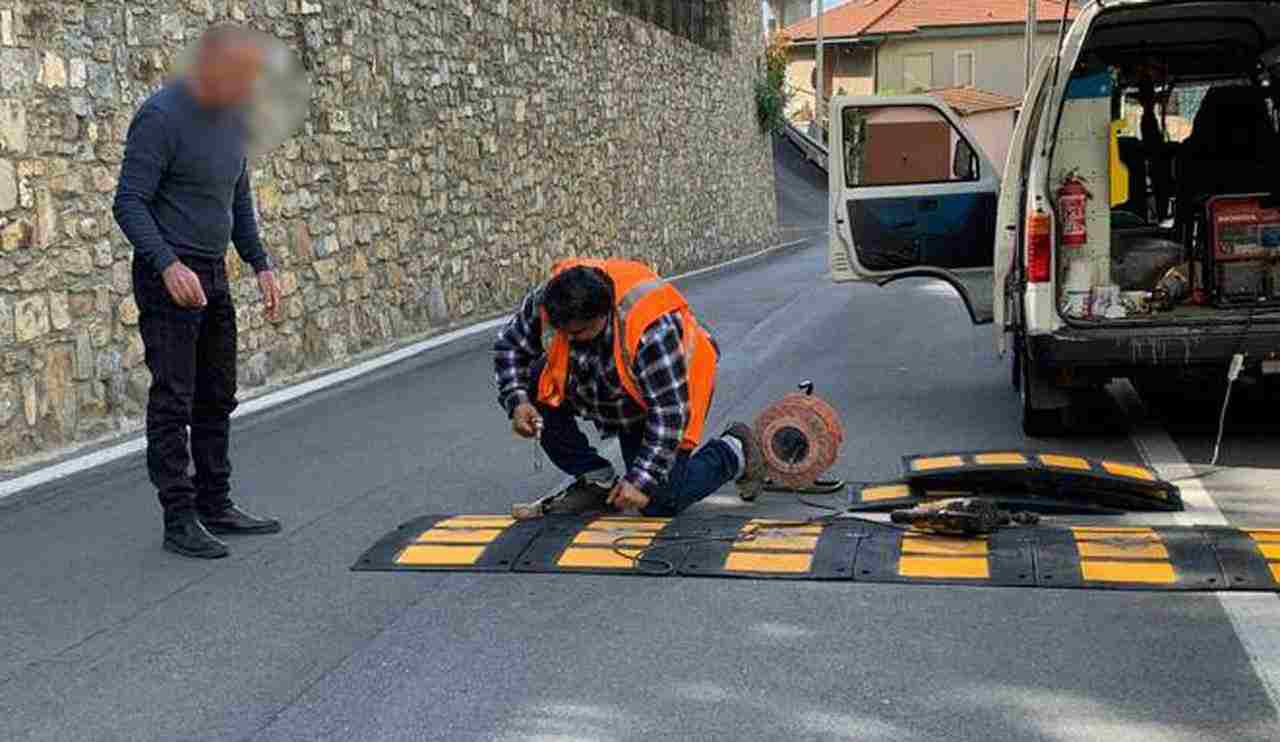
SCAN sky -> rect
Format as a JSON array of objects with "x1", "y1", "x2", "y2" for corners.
[{"x1": 761, "y1": 1, "x2": 847, "y2": 26}]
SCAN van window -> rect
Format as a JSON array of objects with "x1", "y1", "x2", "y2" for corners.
[
  {"x1": 841, "y1": 105, "x2": 979, "y2": 187},
  {"x1": 1119, "y1": 82, "x2": 1225, "y2": 143}
]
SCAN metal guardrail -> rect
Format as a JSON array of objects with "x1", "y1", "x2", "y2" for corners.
[{"x1": 781, "y1": 118, "x2": 829, "y2": 173}]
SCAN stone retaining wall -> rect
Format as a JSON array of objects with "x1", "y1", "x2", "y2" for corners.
[{"x1": 0, "y1": 0, "x2": 777, "y2": 467}]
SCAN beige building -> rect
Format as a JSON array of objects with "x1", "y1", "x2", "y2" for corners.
[{"x1": 782, "y1": 0, "x2": 1081, "y2": 121}]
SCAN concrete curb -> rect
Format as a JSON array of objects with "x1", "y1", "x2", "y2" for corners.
[{"x1": 0, "y1": 236, "x2": 812, "y2": 502}]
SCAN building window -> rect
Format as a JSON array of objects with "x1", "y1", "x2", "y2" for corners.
[
  {"x1": 612, "y1": 0, "x2": 729, "y2": 52},
  {"x1": 903, "y1": 54, "x2": 932, "y2": 93},
  {"x1": 955, "y1": 51, "x2": 975, "y2": 88}
]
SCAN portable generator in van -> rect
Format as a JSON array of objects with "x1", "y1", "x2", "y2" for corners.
[{"x1": 1205, "y1": 194, "x2": 1280, "y2": 307}]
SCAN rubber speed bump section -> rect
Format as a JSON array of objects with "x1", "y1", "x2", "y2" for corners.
[
  {"x1": 351, "y1": 515, "x2": 544, "y2": 572},
  {"x1": 847, "y1": 482, "x2": 976, "y2": 511},
  {"x1": 852, "y1": 527, "x2": 1035, "y2": 586},
  {"x1": 899, "y1": 450, "x2": 1181, "y2": 512},
  {"x1": 1052, "y1": 527, "x2": 1222, "y2": 590},
  {"x1": 1207, "y1": 529, "x2": 1280, "y2": 590},
  {"x1": 679, "y1": 518, "x2": 866, "y2": 580},
  {"x1": 513, "y1": 515, "x2": 691, "y2": 575}
]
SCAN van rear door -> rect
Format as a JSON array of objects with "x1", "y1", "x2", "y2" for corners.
[{"x1": 828, "y1": 96, "x2": 999, "y2": 324}]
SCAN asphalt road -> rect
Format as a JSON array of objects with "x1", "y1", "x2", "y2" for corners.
[{"x1": 1, "y1": 138, "x2": 1278, "y2": 741}]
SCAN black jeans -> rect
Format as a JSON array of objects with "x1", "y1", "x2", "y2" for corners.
[{"x1": 133, "y1": 257, "x2": 238, "y2": 522}]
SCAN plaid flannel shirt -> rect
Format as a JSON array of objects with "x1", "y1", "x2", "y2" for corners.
[{"x1": 494, "y1": 289, "x2": 692, "y2": 494}]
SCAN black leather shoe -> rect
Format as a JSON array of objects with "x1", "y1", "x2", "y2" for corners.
[
  {"x1": 164, "y1": 514, "x2": 230, "y2": 559},
  {"x1": 199, "y1": 504, "x2": 282, "y2": 535}
]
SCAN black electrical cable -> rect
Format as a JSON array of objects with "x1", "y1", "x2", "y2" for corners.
[{"x1": 609, "y1": 487, "x2": 983, "y2": 576}]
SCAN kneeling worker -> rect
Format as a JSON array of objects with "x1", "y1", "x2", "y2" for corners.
[{"x1": 493, "y1": 258, "x2": 765, "y2": 516}]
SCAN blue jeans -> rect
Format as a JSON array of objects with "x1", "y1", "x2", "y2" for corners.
[{"x1": 535, "y1": 399, "x2": 738, "y2": 517}]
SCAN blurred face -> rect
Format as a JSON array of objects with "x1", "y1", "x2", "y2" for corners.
[
  {"x1": 192, "y1": 34, "x2": 264, "y2": 109},
  {"x1": 559, "y1": 315, "x2": 609, "y2": 344}
]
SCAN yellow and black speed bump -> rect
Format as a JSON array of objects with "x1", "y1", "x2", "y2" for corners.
[
  {"x1": 1205, "y1": 528, "x2": 1280, "y2": 590},
  {"x1": 512, "y1": 515, "x2": 695, "y2": 576},
  {"x1": 677, "y1": 518, "x2": 868, "y2": 580},
  {"x1": 852, "y1": 528, "x2": 1037, "y2": 587},
  {"x1": 843, "y1": 451, "x2": 1181, "y2": 513},
  {"x1": 901, "y1": 451, "x2": 1181, "y2": 511},
  {"x1": 353, "y1": 515, "x2": 1280, "y2": 593},
  {"x1": 352, "y1": 514, "x2": 543, "y2": 572}
]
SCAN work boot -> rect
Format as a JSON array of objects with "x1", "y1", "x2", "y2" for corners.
[
  {"x1": 544, "y1": 472, "x2": 618, "y2": 516},
  {"x1": 198, "y1": 504, "x2": 282, "y2": 535},
  {"x1": 724, "y1": 422, "x2": 766, "y2": 502},
  {"x1": 164, "y1": 512, "x2": 230, "y2": 559}
]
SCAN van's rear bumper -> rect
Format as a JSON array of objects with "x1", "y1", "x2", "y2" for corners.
[{"x1": 1027, "y1": 322, "x2": 1280, "y2": 371}]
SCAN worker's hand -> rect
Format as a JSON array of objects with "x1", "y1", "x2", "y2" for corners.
[
  {"x1": 162, "y1": 261, "x2": 208, "y2": 309},
  {"x1": 257, "y1": 270, "x2": 282, "y2": 322},
  {"x1": 607, "y1": 479, "x2": 650, "y2": 512},
  {"x1": 511, "y1": 403, "x2": 543, "y2": 439}
]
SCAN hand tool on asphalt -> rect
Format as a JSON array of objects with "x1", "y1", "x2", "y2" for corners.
[
  {"x1": 751, "y1": 381, "x2": 846, "y2": 496},
  {"x1": 889, "y1": 497, "x2": 1040, "y2": 536}
]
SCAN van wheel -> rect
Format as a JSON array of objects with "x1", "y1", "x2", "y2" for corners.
[{"x1": 1020, "y1": 353, "x2": 1065, "y2": 437}]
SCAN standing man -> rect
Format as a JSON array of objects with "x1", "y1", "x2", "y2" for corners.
[
  {"x1": 114, "y1": 25, "x2": 284, "y2": 559},
  {"x1": 494, "y1": 258, "x2": 765, "y2": 517}
]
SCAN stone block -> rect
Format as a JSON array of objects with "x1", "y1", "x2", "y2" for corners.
[
  {"x1": 78, "y1": 379, "x2": 108, "y2": 419},
  {"x1": 70, "y1": 59, "x2": 86, "y2": 88},
  {"x1": 315, "y1": 234, "x2": 339, "y2": 258},
  {"x1": 0, "y1": 293, "x2": 9, "y2": 340},
  {"x1": 94, "y1": 239, "x2": 112, "y2": 267},
  {"x1": 14, "y1": 295, "x2": 49, "y2": 342},
  {"x1": 117, "y1": 296, "x2": 138, "y2": 325},
  {"x1": 49, "y1": 292, "x2": 70, "y2": 330},
  {"x1": 0, "y1": 158, "x2": 13, "y2": 211},
  {"x1": 43, "y1": 345, "x2": 77, "y2": 436},
  {"x1": 0, "y1": 379, "x2": 15, "y2": 426},
  {"x1": 65, "y1": 247, "x2": 93, "y2": 276},
  {"x1": 95, "y1": 349, "x2": 122, "y2": 380},
  {"x1": 21, "y1": 374, "x2": 36, "y2": 426},
  {"x1": 112, "y1": 260, "x2": 130, "y2": 294},
  {"x1": 122, "y1": 332, "x2": 144, "y2": 369},
  {"x1": 39, "y1": 52, "x2": 67, "y2": 88},
  {"x1": 33, "y1": 189, "x2": 54, "y2": 248},
  {"x1": 73, "y1": 331, "x2": 93, "y2": 380},
  {"x1": 351, "y1": 251, "x2": 369, "y2": 278},
  {"x1": 314, "y1": 258, "x2": 338, "y2": 285},
  {"x1": 0, "y1": 99, "x2": 25, "y2": 152},
  {"x1": 0, "y1": 49, "x2": 34, "y2": 92},
  {"x1": 91, "y1": 166, "x2": 114, "y2": 193},
  {"x1": 328, "y1": 110, "x2": 351, "y2": 133}
]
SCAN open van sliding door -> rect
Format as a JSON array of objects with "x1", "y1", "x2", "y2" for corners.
[{"x1": 828, "y1": 96, "x2": 999, "y2": 325}]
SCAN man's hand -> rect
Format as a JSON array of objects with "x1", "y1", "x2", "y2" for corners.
[
  {"x1": 161, "y1": 261, "x2": 208, "y2": 308},
  {"x1": 607, "y1": 479, "x2": 650, "y2": 512},
  {"x1": 511, "y1": 402, "x2": 543, "y2": 439},
  {"x1": 257, "y1": 270, "x2": 282, "y2": 322}
]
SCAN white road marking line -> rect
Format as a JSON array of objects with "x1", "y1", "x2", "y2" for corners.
[
  {"x1": 1, "y1": 238, "x2": 812, "y2": 501},
  {"x1": 1112, "y1": 380, "x2": 1280, "y2": 711}
]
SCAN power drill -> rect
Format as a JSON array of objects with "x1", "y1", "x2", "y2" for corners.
[{"x1": 889, "y1": 497, "x2": 1039, "y2": 536}]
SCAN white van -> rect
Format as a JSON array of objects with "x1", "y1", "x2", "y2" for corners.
[{"x1": 829, "y1": 0, "x2": 1280, "y2": 435}]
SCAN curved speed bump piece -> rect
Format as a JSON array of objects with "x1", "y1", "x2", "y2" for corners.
[{"x1": 753, "y1": 392, "x2": 845, "y2": 489}]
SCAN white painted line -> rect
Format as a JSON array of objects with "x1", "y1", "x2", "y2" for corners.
[
  {"x1": 1113, "y1": 380, "x2": 1280, "y2": 711},
  {"x1": 0, "y1": 237, "x2": 814, "y2": 501}
]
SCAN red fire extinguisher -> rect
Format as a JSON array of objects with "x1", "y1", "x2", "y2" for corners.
[{"x1": 1057, "y1": 173, "x2": 1092, "y2": 248}]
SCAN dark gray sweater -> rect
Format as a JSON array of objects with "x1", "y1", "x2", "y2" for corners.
[{"x1": 113, "y1": 80, "x2": 270, "y2": 275}]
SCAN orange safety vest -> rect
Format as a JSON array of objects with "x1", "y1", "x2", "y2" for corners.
[{"x1": 535, "y1": 258, "x2": 718, "y2": 450}]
